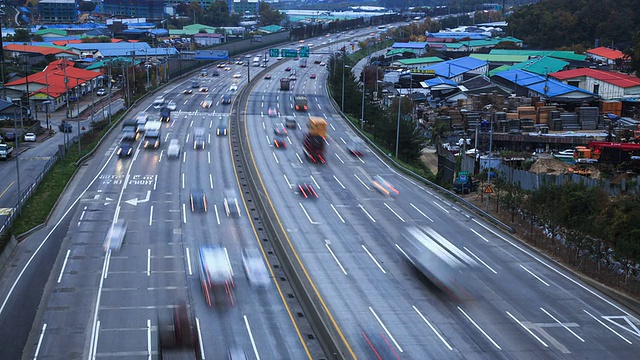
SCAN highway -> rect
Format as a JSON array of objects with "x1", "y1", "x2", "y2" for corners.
[
  {"x1": 5, "y1": 62, "x2": 308, "y2": 359},
  {"x1": 242, "y1": 42, "x2": 640, "y2": 359},
  {"x1": 2, "y1": 27, "x2": 640, "y2": 360}
]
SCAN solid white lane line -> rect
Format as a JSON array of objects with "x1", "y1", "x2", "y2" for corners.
[
  {"x1": 520, "y1": 265, "x2": 549, "y2": 286},
  {"x1": 330, "y1": 204, "x2": 345, "y2": 223},
  {"x1": 299, "y1": 203, "x2": 316, "y2": 224},
  {"x1": 369, "y1": 307, "x2": 403, "y2": 352},
  {"x1": 413, "y1": 306, "x2": 453, "y2": 350},
  {"x1": 353, "y1": 174, "x2": 370, "y2": 190},
  {"x1": 207, "y1": 151, "x2": 211, "y2": 164},
  {"x1": 90, "y1": 320, "x2": 100, "y2": 360},
  {"x1": 340, "y1": 137, "x2": 346, "y2": 144},
  {"x1": 358, "y1": 204, "x2": 376, "y2": 223},
  {"x1": 310, "y1": 175, "x2": 320, "y2": 189},
  {"x1": 149, "y1": 206, "x2": 153, "y2": 226},
  {"x1": 470, "y1": 228, "x2": 489, "y2": 242},
  {"x1": 272, "y1": 152, "x2": 279, "y2": 164},
  {"x1": 147, "y1": 319, "x2": 152, "y2": 360},
  {"x1": 244, "y1": 315, "x2": 261, "y2": 360},
  {"x1": 153, "y1": 174, "x2": 158, "y2": 191},
  {"x1": 362, "y1": 245, "x2": 386, "y2": 274},
  {"x1": 540, "y1": 307, "x2": 585, "y2": 342},
  {"x1": 147, "y1": 249, "x2": 151, "y2": 276},
  {"x1": 186, "y1": 248, "x2": 193, "y2": 276},
  {"x1": 395, "y1": 244, "x2": 411, "y2": 261},
  {"x1": 458, "y1": 306, "x2": 501, "y2": 350},
  {"x1": 195, "y1": 317, "x2": 206, "y2": 359},
  {"x1": 182, "y1": 203, "x2": 187, "y2": 224},
  {"x1": 464, "y1": 247, "x2": 497, "y2": 274},
  {"x1": 335, "y1": 153, "x2": 344, "y2": 163},
  {"x1": 209, "y1": 174, "x2": 214, "y2": 189},
  {"x1": 159, "y1": 150, "x2": 164, "y2": 162},
  {"x1": 33, "y1": 323, "x2": 47, "y2": 360},
  {"x1": 325, "y1": 243, "x2": 347, "y2": 275},
  {"x1": 57, "y1": 249, "x2": 71, "y2": 283},
  {"x1": 295, "y1": 153, "x2": 303, "y2": 163},
  {"x1": 384, "y1": 203, "x2": 405, "y2": 222},
  {"x1": 214, "y1": 205, "x2": 220, "y2": 225},
  {"x1": 583, "y1": 309, "x2": 632, "y2": 344},
  {"x1": 333, "y1": 175, "x2": 346, "y2": 189},
  {"x1": 433, "y1": 201, "x2": 450, "y2": 213},
  {"x1": 330, "y1": 123, "x2": 336, "y2": 131},
  {"x1": 506, "y1": 311, "x2": 549, "y2": 347},
  {"x1": 358, "y1": 156, "x2": 365, "y2": 164},
  {"x1": 181, "y1": 173, "x2": 185, "y2": 189},
  {"x1": 410, "y1": 203, "x2": 433, "y2": 222},
  {"x1": 182, "y1": 151, "x2": 186, "y2": 163}
]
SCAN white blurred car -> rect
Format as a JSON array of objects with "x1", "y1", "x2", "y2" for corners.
[
  {"x1": 167, "y1": 139, "x2": 180, "y2": 159},
  {"x1": 233, "y1": 73, "x2": 242, "y2": 78},
  {"x1": 23, "y1": 132, "x2": 36, "y2": 142},
  {"x1": 229, "y1": 83, "x2": 238, "y2": 91},
  {"x1": 167, "y1": 101, "x2": 177, "y2": 111},
  {"x1": 104, "y1": 221, "x2": 127, "y2": 252},
  {"x1": 242, "y1": 249, "x2": 270, "y2": 286}
]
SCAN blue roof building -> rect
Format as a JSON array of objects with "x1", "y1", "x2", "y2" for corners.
[
  {"x1": 64, "y1": 43, "x2": 178, "y2": 59},
  {"x1": 491, "y1": 69, "x2": 598, "y2": 101},
  {"x1": 426, "y1": 31, "x2": 489, "y2": 40},
  {"x1": 391, "y1": 42, "x2": 427, "y2": 56},
  {"x1": 420, "y1": 57, "x2": 489, "y2": 83}
]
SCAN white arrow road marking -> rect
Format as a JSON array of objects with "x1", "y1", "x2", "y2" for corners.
[{"x1": 125, "y1": 190, "x2": 151, "y2": 206}]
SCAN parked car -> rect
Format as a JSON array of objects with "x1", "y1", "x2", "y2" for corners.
[
  {"x1": 96, "y1": 88, "x2": 107, "y2": 96},
  {"x1": 23, "y1": 132, "x2": 37, "y2": 142},
  {"x1": 4, "y1": 132, "x2": 16, "y2": 142},
  {"x1": 59, "y1": 122, "x2": 73, "y2": 133}
]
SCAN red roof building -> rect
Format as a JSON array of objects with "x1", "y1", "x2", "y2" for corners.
[
  {"x1": 5, "y1": 60, "x2": 102, "y2": 111},
  {"x1": 3, "y1": 43, "x2": 78, "y2": 59},
  {"x1": 550, "y1": 68, "x2": 640, "y2": 100},
  {"x1": 586, "y1": 47, "x2": 628, "y2": 65}
]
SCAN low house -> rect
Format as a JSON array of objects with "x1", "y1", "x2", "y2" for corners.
[
  {"x1": 586, "y1": 47, "x2": 628, "y2": 65},
  {"x1": 390, "y1": 42, "x2": 427, "y2": 56},
  {"x1": 193, "y1": 33, "x2": 224, "y2": 47},
  {"x1": 3, "y1": 44, "x2": 78, "y2": 66},
  {"x1": 420, "y1": 57, "x2": 489, "y2": 83},
  {"x1": 492, "y1": 69, "x2": 598, "y2": 102},
  {"x1": 550, "y1": 68, "x2": 640, "y2": 100}
]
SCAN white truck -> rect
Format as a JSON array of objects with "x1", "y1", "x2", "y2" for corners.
[
  {"x1": 252, "y1": 57, "x2": 261, "y2": 67},
  {"x1": 0, "y1": 143, "x2": 14, "y2": 160},
  {"x1": 143, "y1": 121, "x2": 162, "y2": 149}
]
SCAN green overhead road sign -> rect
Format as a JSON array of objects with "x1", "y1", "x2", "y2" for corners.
[
  {"x1": 299, "y1": 46, "x2": 310, "y2": 57},
  {"x1": 269, "y1": 48, "x2": 279, "y2": 57},
  {"x1": 282, "y1": 49, "x2": 298, "y2": 58}
]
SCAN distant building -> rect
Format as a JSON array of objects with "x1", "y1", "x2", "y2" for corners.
[
  {"x1": 586, "y1": 47, "x2": 628, "y2": 65},
  {"x1": 102, "y1": 0, "x2": 164, "y2": 20},
  {"x1": 193, "y1": 33, "x2": 225, "y2": 47},
  {"x1": 38, "y1": 0, "x2": 78, "y2": 23},
  {"x1": 550, "y1": 68, "x2": 640, "y2": 100},
  {"x1": 233, "y1": 0, "x2": 260, "y2": 15}
]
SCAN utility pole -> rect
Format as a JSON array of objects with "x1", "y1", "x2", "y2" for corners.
[
  {"x1": 23, "y1": 55, "x2": 30, "y2": 121},
  {"x1": 361, "y1": 64, "x2": 365, "y2": 130},
  {"x1": 62, "y1": 60, "x2": 70, "y2": 118},
  {"x1": 107, "y1": 62, "x2": 112, "y2": 124}
]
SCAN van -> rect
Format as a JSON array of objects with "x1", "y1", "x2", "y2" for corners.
[
  {"x1": 152, "y1": 96, "x2": 165, "y2": 109},
  {"x1": 285, "y1": 117, "x2": 297, "y2": 129}
]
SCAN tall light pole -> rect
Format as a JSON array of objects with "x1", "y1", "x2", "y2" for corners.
[
  {"x1": 13, "y1": 108, "x2": 21, "y2": 204},
  {"x1": 360, "y1": 64, "x2": 365, "y2": 130},
  {"x1": 395, "y1": 92, "x2": 401, "y2": 159}
]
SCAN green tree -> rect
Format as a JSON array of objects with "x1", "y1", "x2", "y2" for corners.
[
  {"x1": 258, "y1": 1, "x2": 284, "y2": 26},
  {"x1": 78, "y1": 1, "x2": 96, "y2": 12},
  {"x1": 13, "y1": 29, "x2": 31, "y2": 43}
]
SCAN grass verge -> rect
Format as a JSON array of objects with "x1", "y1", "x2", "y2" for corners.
[{"x1": 0, "y1": 111, "x2": 125, "y2": 252}]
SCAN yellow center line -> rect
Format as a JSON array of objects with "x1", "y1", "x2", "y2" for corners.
[{"x1": 0, "y1": 181, "x2": 15, "y2": 200}]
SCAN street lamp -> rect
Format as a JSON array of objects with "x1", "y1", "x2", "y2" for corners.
[
  {"x1": 395, "y1": 92, "x2": 402, "y2": 159},
  {"x1": 361, "y1": 64, "x2": 366, "y2": 131},
  {"x1": 341, "y1": 62, "x2": 350, "y2": 112}
]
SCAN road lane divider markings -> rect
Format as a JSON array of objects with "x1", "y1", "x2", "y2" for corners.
[
  {"x1": 335, "y1": 153, "x2": 344, "y2": 164},
  {"x1": 458, "y1": 306, "x2": 501, "y2": 350},
  {"x1": 310, "y1": 175, "x2": 320, "y2": 189},
  {"x1": 506, "y1": 311, "x2": 549, "y2": 347},
  {"x1": 295, "y1": 153, "x2": 303, "y2": 163},
  {"x1": 195, "y1": 317, "x2": 206, "y2": 359},
  {"x1": 0, "y1": 181, "x2": 14, "y2": 201},
  {"x1": 209, "y1": 174, "x2": 214, "y2": 190},
  {"x1": 330, "y1": 204, "x2": 345, "y2": 224},
  {"x1": 584, "y1": 310, "x2": 632, "y2": 344},
  {"x1": 410, "y1": 203, "x2": 433, "y2": 222},
  {"x1": 469, "y1": 228, "x2": 489, "y2": 242},
  {"x1": 520, "y1": 265, "x2": 549, "y2": 286},
  {"x1": 273, "y1": 152, "x2": 279, "y2": 164},
  {"x1": 358, "y1": 204, "x2": 376, "y2": 223},
  {"x1": 182, "y1": 203, "x2": 187, "y2": 224},
  {"x1": 325, "y1": 242, "x2": 347, "y2": 275},
  {"x1": 57, "y1": 249, "x2": 71, "y2": 283},
  {"x1": 354, "y1": 174, "x2": 370, "y2": 190},
  {"x1": 384, "y1": 203, "x2": 405, "y2": 222},
  {"x1": 298, "y1": 203, "x2": 319, "y2": 224},
  {"x1": 207, "y1": 151, "x2": 211, "y2": 164},
  {"x1": 181, "y1": 173, "x2": 185, "y2": 189},
  {"x1": 463, "y1": 247, "x2": 497, "y2": 274},
  {"x1": 433, "y1": 201, "x2": 449, "y2": 214},
  {"x1": 214, "y1": 205, "x2": 220, "y2": 225},
  {"x1": 283, "y1": 174, "x2": 292, "y2": 189},
  {"x1": 186, "y1": 248, "x2": 193, "y2": 276},
  {"x1": 412, "y1": 306, "x2": 453, "y2": 351},
  {"x1": 153, "y1": 175, "x2": 158, "y2": 190},
  {"x1": 147, "y1": 319, "x2": 152, "y2": 360},
  {"x1": 540, "y1": 307, "x2": 585, "y2": 342},
  {"x1": 147, "y1": 249, "x2": 151, "y2": 276},
  {"x1": 362, "y1": 245, "x2": 386, "y2": 274},
  {"x1": 149, "y1": 206, "x2": 153, "y2": 225},
  {"x1": 33, "y1": 323, "x2": 47, "y2": 359},
  {"x1": 244, "y1": 315, "x2": 261, "y2": 360},
  {"x1": 369, "y1": 307, "x2": 402, "y2": 352}
]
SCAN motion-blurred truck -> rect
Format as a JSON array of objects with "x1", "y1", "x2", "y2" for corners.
[
  {"x1": 303, "y1": 116, "x2": 327, "y2": 163},
  {"x1": 294, "y1": 95, "x2": 308, "y2": 111},
  {"x1": 280, "y1": 78, "x2": 290, "y2": 91},
  {"x1": 157, "y1": 301, "x2": 201, "y2": 359},
  {"x1": 199, "y1": 245, "x2": 235, "y2": 307}
]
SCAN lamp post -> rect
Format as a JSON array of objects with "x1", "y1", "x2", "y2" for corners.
[
  {"x1": 361, "y1": 64, "x2": 365, "y2": 131},
  {"x1": 395, "y1": 92, "x2": 401, "y2": 159},
  {"x1": 13, "y1": 108, "x2": 21, "y2": 205},
  {"x1": 42, "y1": 100, "x2": 51, "y2": 132}
]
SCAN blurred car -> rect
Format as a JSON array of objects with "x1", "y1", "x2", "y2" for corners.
[
  {"x1": 183, "y1": 89, "x2": 193, "y2": 95},
  {"x1": 211, "y1": 70, "x2": 220, "y2": 76},
  {"x1": 372, "y1": 175, "x2": 399, "y2": 196},
  {"x1": 264, "y1": 74, "x2": 272, "y2": 80},
  {"x1": 289, "y1": 74, "x2": 297, "y2": 81},
  {"x1": 58, "y1": 123, "x2": 73, "y2": 133},
  {"x1": 23, "y1": 132, "x2": 36, "y2": 142},
  {"x1": 298, "y1": 183, "x2": 318, "y2": 199},
  {"x1": 285, "y1": 117, "x2": 297, "y2": 129},
  {"x1": 242, "y1": 248, "x2": 270, "y2": 287},
  {"x1": 217, "y1": 125, "x2": 227, "y2": 136},
  {"x1": 273, "y1": 123, "x2": 287, "y2": 136},
  {"x1": 227, "y1": 347, "x2": 249, "y2": 360},
  {"x1": 167, "y1": 101, "x2": 177, "y2": 111},
  {"x1": 347, "y1": 137, "x2": 364, "y2": 157},
  {"x1": 225, "y1": 66, "x2": 232, "y2": 71},
  {"x1": 96, "y1": 88, "x2": 107, "y2": 96},
  {"x1": 190, "y1": 189, "x2": 208, "y2": 212},
  {"x1": 235, "y1": 60, "x2": 243, "y2": 65},
  {"x1": 117, "y1": 140, "x2": 134, "y2": 158},
  {"x1": 104, "y1": 220, "x2": 127, "y2": 252},
  {"x1": 167, "y1": 139, "x2": 180, "y2": 159},
  {"x1": 199, "y1": 87, "x2": 209, "y2": 92},
  {"x1": 4, "y1": 132, "x2": 16, "y2": 141},
  {"x1": 229, "y1": 83, "x2": 238, "y2": 91},
  {"x1": 310, "y1": 73, "x2": 317, "y2": 79},
  {"x1": 193, "y1": 127, "x2": 206, "y2": 150},
  {"x1": 314, "y1": 60, "x2": 321, "y2": 64},
  {"x1": 276, "y1": 56, "x2": 283, "y2": 60},
  {"x1": 285, "y1": 67, "x2": 291, "y2": 71},
  {"x1": 223, "y1": 190, "x2": 241, "y2": 217},
  {"x1": 221, "y1": 94, "x2": 232, "y2": 104},
  {"x1": 268, "y1": 107, "x2": 278, "y2": 117},
  {"x1": 201, "y1": 100, "x2": 213, "y2": 108},
  {"x1": 233, "y1": 73, "x2": 241, "y2": 78},
  {"x1": 217, "y1": 63, "x2": 225, "y2": 68},
  {"x1": 273, "y1": 139, "x2": 287, "y2": 149},
  {"x1": 319, "y1": 62, "x2": 326, "y2": 66}
]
